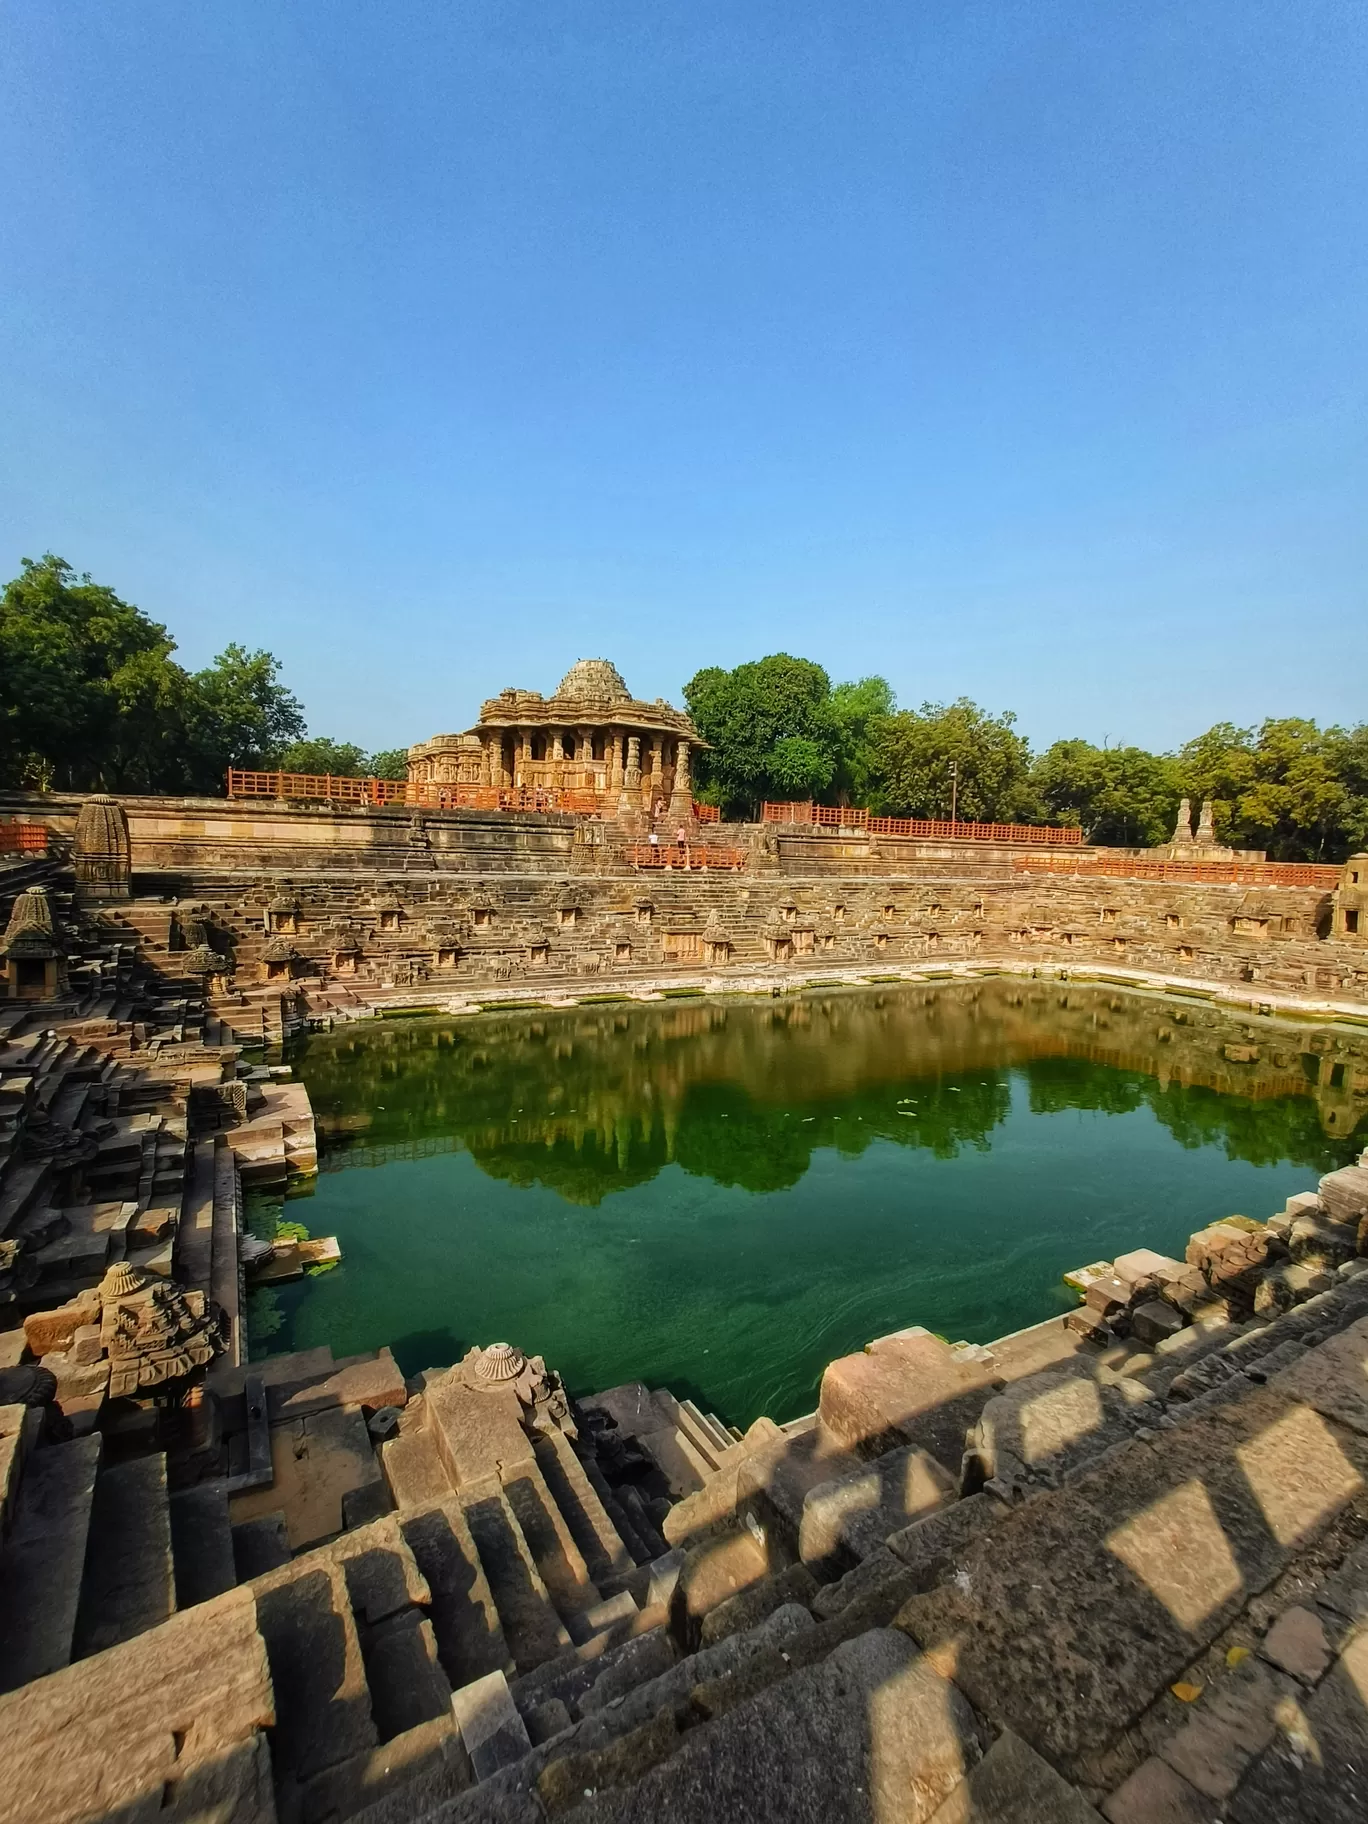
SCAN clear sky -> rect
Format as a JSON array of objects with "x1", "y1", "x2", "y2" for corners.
[{"x1": 2, "y1": 1, "x2": 1364, "y2": 757}]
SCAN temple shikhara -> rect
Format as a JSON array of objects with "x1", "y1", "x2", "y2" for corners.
[{"x1": 406, "y1": 658, "x2": 699, "y2": 821}]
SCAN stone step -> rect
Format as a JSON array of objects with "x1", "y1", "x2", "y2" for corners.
[
  {"x1": 399, "y1": 1498, "x2": 514, "y2": 1690},
  {"x1": 679, "y1": 1397, "x2": 734, "y2": 1461},
  {"x1": 532, "y1": 1428, "x2": 636, "y2": 1593},
  {"x1": 0, "y1": 1433, "x2": 103, "y2": 1692},
  {"x1": 459, "y1": 1477, "x2": 573, "y2": 1674},
  {"x1": 382, "y1": 1426, "x2": 456, "y2": 1509},
  {"x1": 252, "y1": 1553, "x2": 380, "y2": 1783},
  {"x1": 169, "y1": 1480, "x2": 238, "y2": 1607},
  {"x1": 71, "y1": 1453, "x2": 176, "y2": 1658},
  {"x1": 580, "y1": 1449, "x2": 655, "y2": 1566},
  {"x1": 500, "y1": 1455, "x2": 603, "y2": 1638}
]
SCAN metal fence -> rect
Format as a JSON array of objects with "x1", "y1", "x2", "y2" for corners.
[
  {"x1": 761, "y1": 802, "x2": 1084, "y2": 845},
  {"x1": 228, "y1": 769, "x2": 718, "y2": 823},
  {"x1": 1012, "y1": 854, "x2": 1341, "y2": 887}
]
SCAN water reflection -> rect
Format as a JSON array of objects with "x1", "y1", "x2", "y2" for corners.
[{"x1": 297, "y1": 981, "x2": 1367, "y2": 1203}]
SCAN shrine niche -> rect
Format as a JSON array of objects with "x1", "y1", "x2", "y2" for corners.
[
  {"x1": 266, "y1": 895, "x2": 300, "y2": 935},
  {"x1": 261, "y1": 938, "x2": 299, "y2": 982},
  {"x1": 0, "y1": 885, "x2": 66, "y2": 1001},
  {"x1": 407, "y1": 658, "x2": 700, "y2": 822},
  {"x1": 73, "y1": 794, "x2": 131, "y2": 903}
]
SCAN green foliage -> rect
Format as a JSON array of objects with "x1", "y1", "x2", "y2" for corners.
[
  {"x1": 0, "y1": 554, "x2": 397, "y2": 796},
  {"x1": 1178, "y1": 719, "x2": 1364, "y2": 861},
  {"x1": 187, "y1": 643, "x2": 306, "y2": 779},
  {"x1": 277, "y1": 738, "x2": 370, "y2": 777},
  {"x1": 368, "y1": 748, "x2": 411, "y2": 781},
  {"x1": 1032, "y1": 740, "x2": 1183, "y2": 846},
  {"x1": 874, "y1": 699, "x2": 1036, "y2": 822},
  {"x1": 0, "y1": 554, "x2": 189, "y2": 790},
  {"x1": 684, "y1": 655, "x2": 894, "y2": 817},
  {"x1": 829, "y1": 676, "x2": 896, "y2": 804}
]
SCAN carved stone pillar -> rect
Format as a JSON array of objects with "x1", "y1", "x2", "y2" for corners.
[
  {"x1": 625, "y1": 735, "x2": 642, "y2": 790},
  {"x1": 610, "y1": 730, "x2": 625, "y2": 792},
  {"x1": 1171, "y1": 798, "x2": 1193, "y2": 844},
  {"x1": 551, "y1": 730, "x2": 564, "y2": 762},
  {"x1": 1196, "y1": 799, "x2": 1217, "y2": 845},
  {"x1": 649, "y1": 739, "x2": 664, "y2": 815},
  {"x1": 668, "y1": 739, "x2": 694, "y2": 824}
]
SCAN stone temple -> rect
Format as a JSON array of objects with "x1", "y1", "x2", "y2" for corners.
[
  {"x1": 1, "y1": 760, "x2": 1368, "y2": 1822},
  {"x1": 406, "y1": 659, "x2": 699, "y2": 820}
]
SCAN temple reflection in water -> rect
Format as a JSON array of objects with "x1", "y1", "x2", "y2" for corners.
[{"x1": 297, "y1": 980, "x2": 1368, "y2": 1205}]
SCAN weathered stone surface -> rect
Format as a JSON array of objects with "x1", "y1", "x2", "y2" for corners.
[
  {"x1": 1271, "y1": 1314, "x2": 1368, "y2": 1435},
  {"x1": 799, "y1": 1443, "x2": 956, "y2": 1569},
  {"x1": 1259, "y1": 1606, "x2": 1331, "y2": 1684},
  {"x1": 23, "y1": 1292, "x2": 101, "y2": 1358},
  {"x1": 818, "y1": 1331, "x2": 998, "y2": 1469},
  {"x1": 925, "y1": 1727, "x2": 1104, "y2": 1821},
  {"x1": 698, "y1": 1562, "x2": 818, "y2": 1647},
  {"x1": 1102, "y1": 1756, "x2": 1213, "y2": 1823},
  {"x1": 230, "y1": 1401, "x2": 388, "y2": 1548},
  {"x1": 573, "y1": 1627, "x2": 981, "y2": 1823},
  {"x1": 400, "y1": 1497, "x2": 514, "y2": 1689},
  {"x1": 1157, "y1": 1657, "x2": 1286, "y2": 1798},
  {"x1": 1228, "y1": 1627, "x2": 1368, "y2": 1823},
  {"x1": 0, "y1": 1586, "x2": 272, "y2": 1824},
  {"x1": 0, "y1": 1433, "x2": 102, "y2": 1691},
  {"x1": 426, "y1": 1371, "x2": 535, "y2": 1488},
  {"x1": 1132, "y1": 1300, "x2": 1186, "y2": 1347},
  {"x1": 964, "y1": 1368, "x2": 1135, "y2": 1492},
  {"x1": 72, "y1": 1453, "x2": 175, "y2": 1657},
  {"x1": 895, "y1": 1387, "x2": 1368, "y2": 1774},
  {"x1": 452, "y1": 1669, "x2": 533, "y2": 1781},
  {"x1": 253, "y1": 1558, "x2": 378, "y2": 1780}
]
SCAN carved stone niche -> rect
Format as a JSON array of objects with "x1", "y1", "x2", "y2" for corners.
[
  {"x1": 0, "y1": 885, "x2": 67, "y2": 1001},
  {"x1": 73, "y1": 795, "x2": 131, "y2": 903},
  {"x1": 333, "y1": 933, "x2": 361, "y2": 977},
  {"x1": 266, "y1": 895, "x2": 300, "y2": 935},
  {"x1": 374, "y1": 892, "x2": 404, "y2": 934},
  {"x1": 470, "y1": 890, "x2": 496, "y2": 929},
  {"x1": 702, "y1": 913, "x2": 732, "y2": 967},
  {"x1": 633, "y1": 898, "x2": 654, "y2": 926},
  {"x1": 261, "y1": 938, "x2": 299, "y2": 982},
  {"x1": 614, "y1": 939, "x2": 633, "y2": 964},
  {"x1": 528, "y1": 937, "x2": 551, "y2": 966},
  {"x1": 556, "y1": 893, "x2": 581, "y2": 929}
]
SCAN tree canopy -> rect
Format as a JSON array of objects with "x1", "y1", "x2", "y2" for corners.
[
  {"x1": 5, "y1": 560, "x2": 1367, "y2": 858},
  {"x1": 0, "y1": 555, "x2": 400, "y2": 794}
]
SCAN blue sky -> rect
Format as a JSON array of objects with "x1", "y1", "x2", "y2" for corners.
[{"x1": 2, "y1": 1, "x2": 1364, "y2": 757}]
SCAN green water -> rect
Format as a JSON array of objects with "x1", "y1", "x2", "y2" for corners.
[{"x1": 251, "y1": 980, "x2": 1366, "y2": 1427}]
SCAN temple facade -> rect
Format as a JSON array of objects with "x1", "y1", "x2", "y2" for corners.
[{"x1": 406, "y1": 658, "x2": 699, "y2": 819}]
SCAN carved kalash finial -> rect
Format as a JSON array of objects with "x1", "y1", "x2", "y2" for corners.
[
  {"x1": 73, "y1": 794, "x2": 131, "y2": 902},
  {"x1": 1171, "y1": 798, "x2": 1194, "y2": 845},
  {"x1": 1196, "y1": 799, "x2": 1217, "y2": 845}
]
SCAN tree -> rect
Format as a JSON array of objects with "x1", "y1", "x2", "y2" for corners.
[
  {"x1": 829, "y1": 676, "x2": 896, "y2": 805},
  {"x1": 277, "y1": 738, "x2": 370, "y2": 777},
  {"x1": 368, "y1": 748, "x2": 411, "y2": 781},
  {"x1": 0, "y1": 554, "x2": 190, "y2": 790},
  {"x1": 1032, "y1": 740, "x2": 1183, "y2": 846},
  {"x1": 874, "y1": 699, "x2": 1036, "y2": 823},
  {"x1": 1178, "y1": 719, "x2": 1361, "y2": 861},
  {"x1": 684, "y1": 655, "x2": 841, "y2": 817},
  {"x1": 185, "y1": 644, "x2": 306, "y2": 787}
]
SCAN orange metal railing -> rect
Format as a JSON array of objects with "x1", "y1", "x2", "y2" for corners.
[
  {"x1": 761, "y1": 802, "x2": 1084, "y2": 845},
  {"x1": 692, "y1": 802, "x2": 720, "y2": 823},
  {"x1": 0, "y1": 821, "x2": 49, "y2": 854},
  {"x1": 628, "y1": 843, "x2": 746, "y2": 870},
  {"x1": 1012, "y1": 854, "x2": 1341, "y2": 888}
]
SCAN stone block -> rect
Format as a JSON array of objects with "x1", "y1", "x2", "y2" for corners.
[
  {"x1": 1271, "y1": 1313, "x2": 1368, "y2": 1435},
  {"x1": 964, "y1": 1367, "x2": 1133, "y2": 1492},
  {"x1": 1102, "y1": 1756, "x2": 1213, "y2": 1823},
  {"x1": 1114, "y1": 1248, "x2": 1187, "y2": 1287},
  {"x1": 425, "y1": 1371, "x2": 535, "y2": 1488},
  {"x1": 926, "y1": 1726, "x2": 1104, "y2": 1821},
  {"x1": 452, "y1": 1668, "x2": 532, "y2": 1781},
  {"x1": 1085, "y1": 1275, "x2": 1131, "y2": 1317},
  {"x1": 1226, "y1": 1628, "x2": 1368, "y2": 1822},
  {"x1": 572, "y1": 1626, "x2": 981, "y2": 1824},
  {"x1": 1259, "y1": 1605, "x2": 1331, "y2": 1683},
  {"x1": 817, "y1": 1330, "x2": 998, "y2": 1469},
  {"x1": 798, "y1": 1444, "x2": 956, "y2": 1570},
  {"x1": 1319, "y1": 1162, "x2": 1368, "y2": 1228},
  {"x1": 1157, "y1": 1657, "x2": 1285, "y2": 1798},
  {"x1": 1131, "y1": 1300, "x2": 1185, "y2": 1347},
  {"x1": 23, "y1": 1292, "x2": 101, "y2": 1358}
]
